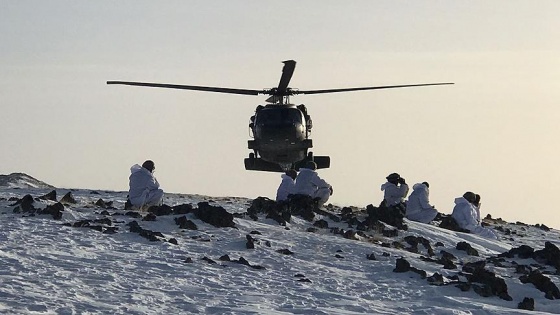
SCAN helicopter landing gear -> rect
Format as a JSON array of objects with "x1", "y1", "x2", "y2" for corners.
[{"x1": 244, "y1": 157, "x2": 284, "y2": 172}]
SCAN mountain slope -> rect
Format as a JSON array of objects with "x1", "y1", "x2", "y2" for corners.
[
  {"x1": 0, "y1": 173, "x2": 54, "y2": 189},
  {"x1": 0, "y1": 187, "x2": 558, "y2": 314}
]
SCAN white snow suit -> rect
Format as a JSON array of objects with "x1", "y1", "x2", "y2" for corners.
[
  {"x1": 276, "y1": 174, "x2": 296, "y2": 202},
  {"x1": 128, "y1": 164, "x2": 164, "y2": 208},
  {"x1": 293, "y1": 168, "x2": 331, "y2": 206},
  {"x1": 406, "y1": 183, "x2": 438, "y2": 224},
  {"x1": 451, "y1": 197, "x2": 497, "y2": 239},
  {"x1": 381, "y1": 182, "x2": 409, "y2": 207}
]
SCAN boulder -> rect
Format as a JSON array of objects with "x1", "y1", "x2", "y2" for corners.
[{"x1": 195, "y1": 202, "x2": 236, "y2": 228}]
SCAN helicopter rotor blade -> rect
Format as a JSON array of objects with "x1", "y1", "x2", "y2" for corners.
[
  {"x1": 107, "y1": 81, "x2": 262, "y2": 96},
  {"x1": 275, "y1": 60, "x2": 296, "y2": 96},
  {"x1": 296, "y1": 82, "x2": 454, "y2": 95}
]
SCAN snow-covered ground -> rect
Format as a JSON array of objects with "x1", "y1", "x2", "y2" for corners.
[{"x1": 0, "y1": 187, "x2": 559, "y2": 314}]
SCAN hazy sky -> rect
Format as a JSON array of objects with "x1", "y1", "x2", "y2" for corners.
[{"x1": 2, "y1": 1, "x2": 559, "y2": 228}]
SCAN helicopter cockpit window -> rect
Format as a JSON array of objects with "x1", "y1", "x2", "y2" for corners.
[{"x1": 255, "y1": 108, "x2": 303, "y2": 126}]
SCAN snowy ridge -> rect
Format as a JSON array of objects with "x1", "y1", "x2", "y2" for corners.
[
  {"x1": 0, "y1": 173, "x2": 54, "y2": 189},
  {"x1": 0, "y1": 187, "x2": 559, "y2": 314}
]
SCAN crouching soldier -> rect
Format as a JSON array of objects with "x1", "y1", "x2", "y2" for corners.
[
  {"x1": 406, "y1": 182, "x2": 439, "y2": 224},
  {"x1": 380, "y1": 173, "x2": 409, "y2": 215},
  {"x1": 293, "y1": 161, "x2": 333, "y2": 208}
]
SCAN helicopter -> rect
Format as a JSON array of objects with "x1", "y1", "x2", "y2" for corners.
[{"x1": 107, "y1": 60, "x2": 453, "y2": 172}]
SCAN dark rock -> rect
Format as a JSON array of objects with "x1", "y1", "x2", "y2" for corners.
[
  {"x1": 440, "y1": 250, "x2": 456, "y2": 261},
  {"x1": 265, "y1": 240, "x2": 271, "y2": 247},
  {"x1": 148, "y1": 204, "x2": 173, "y2": 216},
  {"x1": 39, "y1": 202, "x2": 65, "y2": 220},
  {"x1": 284, "y1": 194, "x2": 317, "y2": 221},
  {"x1": 100, "y1": 210, "x2": 110, "y2": 216},
  {"x1": 462, "y1": 261, "x2": 486, "y2": 274},
  {"x1": 246, "y1": 196, "x2": 290, "y2": 224},
  {"x1": 219, "y1": 255, "x2": 231, "y2": 262},
  {"x1": 472, "y1": 284, "x2": 493, "y2": 297},
  {"x1": 382, "y1": 229, "x2": 398, "y2": 237},
  {"x1": 246, "y1": 235, "x2": 255, "y2": 249},
  {"x1": 498, "y1": 244, "x2": 535, "y2": 259},
  {"x1": 456, "y1": 282, "x2": 471, "y2": 291},
  {"x1": 95, "y1": 199, "x2": 108, "y2": 208},
  {"x1": 88, "y1": 225, "x2": 103, "y2": 232},
  {"x1": 463, "y1": 262, "x2": 512, "y2": 300},
  {"x1": 366, "y1": 253, "x2": 377, "y2": 260},
  {"x1": 533, "y1": 241, "x2": 560, "y2": 269},
  {"x1": 515, "y1": 265, "x2": 532, "y2": 275},
  {"x1": 39, "y1": 190, "x2": 57, "y2": 201},
  {"x1": 127, "y1": 221, "x2": 162, "y2": 242},
  {"x1": 335, "y1": 254, "x2": 344, "y2": 259},
  {"x1": 517, "y1": 297, "x2": 534, "y2": 310},
  {"x1": 174, "y1": 216, "x2": 198, "y2": 230},
  {"x1": 520, "y1": 270, "x2": 560, "y2": 299},
  {"x1": 276, "y1": 249, "x2": 294, "y2": 255},
  {"x1": 142, "y1": 213, "x2": 157, "y2": 221},
  {"x1": 307, "y1": 227, "x2": 317, "y2": 233},
  {"x1": 195, "y1": 202, "x2": 236, "y2": 228},
  {"x1": 294, "y1": 274, "x2": 306, "y2": 278},
  {"x1": 435, "y1": 241, "x2": 444, "y2": 247},
  {"x1": 393, "y1": 258, "x2": 426, "y2": 278},
  {"x1": 184, "y1": 257, "x2": 193, "y2": 263},
  {"x1": 250, "y1": 230, "x2": 262, "y2": 235},
  {"x1": 392, "y1": 241, "x2": 405, "y2": 250},
  {"x1": 393, "y1": 258, "x2": 411, "y2": 273},
  {"x1": 168, "y1": 238, "x2": 178, "y2": 245},
  {"x1": 330, "y1": 227, "x2": 342, "y2": 235},
  {"x1": 202, "y1": 256, "x2": 217, "y2": 264},
  {"x1": 103, "y1": 227, "x2": 118, "y2": 234},
  {"x1": 297, "y1": 278, "x2": 312, "y2": 283},
  {"x1": 172, "y1": 203, "x2": 194, "y2": 214},
  {"x1": 93, "y1": 217, "x2": 112, "y2": 225},
  {"x1": 365, "y1": 204, "x2": 407, "y2": 230},
  {"x1": 12, "y1": 194, "x2": 36, "y2": 213},
  {"x1": 440, "y1": 258, "x2": 457, "y2": 270},
  {"x1": 237, "y1": 256, "x2": 250, "y2": 266},
  {"x1": 313, "y1": 219, "x2": 329, "y2": 229},
  {"x1": 456, "y1": 241, "x2": 479, "y2": 256},
  {"x1": 427, "y1": 273, "x2": 444, "y2": 286},
  {"x1": 125, "y1": 211, "x2": 143, "y2": 218},
  {"x1": 60, "y1": 192, "x2": 77, "y2": 204},
  {"x1": 343, "y1": 230, "x2": 358, "y2": 240},
  {"x1": 439, "y1": 216, "x2": 470, "y2": 233},
  {"x1": 124, "y1": 199, "x2": 133, "y2": 210},
  {"x1": 536, "y1": 224, "x2": 551, "y2": 232}
]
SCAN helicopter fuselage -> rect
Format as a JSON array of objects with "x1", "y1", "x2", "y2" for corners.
[
  {"x1": 107, "y1": 59, "x2": 452, "y2": 173},
  {"x1": 248, "y1": 104, "x2": 311, "y2": 168}
]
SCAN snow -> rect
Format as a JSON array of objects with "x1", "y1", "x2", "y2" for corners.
[{"x1": 1, "y1": 187, "x2": 559, "y2": 314}]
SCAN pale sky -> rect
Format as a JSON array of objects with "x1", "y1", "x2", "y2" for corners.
[{"x1": 1, "y1": 1, "x2": 559, "y2": 228}]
